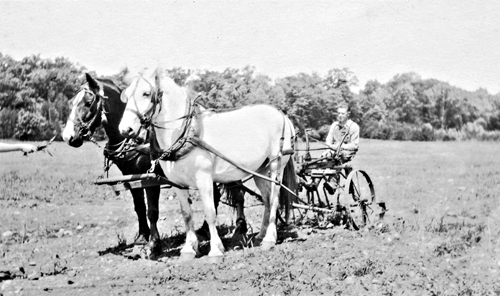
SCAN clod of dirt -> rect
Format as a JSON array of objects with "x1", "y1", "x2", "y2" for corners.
[
  {"x1": 344, "y1": 276, "x2": 355, "y2": 284},
  {"x1": 2, "y1": 231, "x2": 14, "y2": 238},
  {"x1": 27, "y1": 271, "x2": 40, "y2": 280}
]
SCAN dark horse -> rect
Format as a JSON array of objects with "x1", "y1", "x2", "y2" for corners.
[
  {"x1": 62, "y1": 73, "x2": 167, "y2": 252},
  {"x1": 62, "y1": 73, "x2": 249, "y2": 253}
]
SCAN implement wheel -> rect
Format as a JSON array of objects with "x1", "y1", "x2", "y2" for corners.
[{"x1": 345, "y1": 169, "x2": 385, "y2": 230}]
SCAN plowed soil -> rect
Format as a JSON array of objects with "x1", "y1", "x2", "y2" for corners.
[{"x1": 1, "y1": 140, "x2": 499, "y2": 295}]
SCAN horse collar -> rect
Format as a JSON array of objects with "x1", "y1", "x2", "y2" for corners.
[{"x1": 150, "y1": 104, "x2": 200, "y2": 161}]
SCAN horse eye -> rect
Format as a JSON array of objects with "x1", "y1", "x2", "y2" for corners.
[{"x1": 143, "y1": 91, "x2": 151, "y2": 97}]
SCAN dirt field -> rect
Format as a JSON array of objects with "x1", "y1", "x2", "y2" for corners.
[{"x1": 1, "y1": 139, "x2": 499, "y2": 295}]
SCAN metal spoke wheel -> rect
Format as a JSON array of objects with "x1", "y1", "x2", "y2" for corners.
[{"x1": 344, "y1": 169, "x2": 385, "y2": 230}]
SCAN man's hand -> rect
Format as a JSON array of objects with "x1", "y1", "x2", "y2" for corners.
[
  {"x1": 21, "y1": 144, "x2": 37, "y2": 153},
  {"x1": 329, "y1": 144, "x2": 339, "y2": 151},
  {"x1": 321, "y1": 150, "x2": 333, "y2": 158}
]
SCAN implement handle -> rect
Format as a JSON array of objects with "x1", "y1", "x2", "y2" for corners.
[{"x1": 95, "y1": 173, "x2": 159, "y2": 185}]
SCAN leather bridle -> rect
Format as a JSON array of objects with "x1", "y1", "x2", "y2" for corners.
[
  {"x1": 69, "y1": 84, "x2": 104, "y2": 141},
  {"x1": 124, "y1": 75, "x2": 163, "y2": 129},
  {"x1": 124, "y1": 75, "x2": 201, "y2": 162}
]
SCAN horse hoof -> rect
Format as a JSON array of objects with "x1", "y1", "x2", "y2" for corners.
[
  {"x1": 134, "y1": 234, "x2": 149, "y2": 245},
  {"x1": 208, "y1": 248, "x2": 224, "y2": 258},
  {"x1": 261, "y1": 241, "x2": 275, "y2": 251},
  {"x1": 231, "y1": 219, "x2": 249, "y2": 248},
  {"x1": 253, "y1": 237, "x2": 263, "y2": 247},
  {"x1": 231, "y1": 233, "x2": 249, "y2": 249},
  {"x1": 235, "y1": 218, "x2": 248, "y2": 234},
  {"x1": 179, "y1": 252, "x2": 196, "y2": 261},
  {"x1": 149, "y1": 241, "x2": 162, "y2": 256}
]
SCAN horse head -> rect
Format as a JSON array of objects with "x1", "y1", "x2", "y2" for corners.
[
  {"x1": 119, "y1": 67, "x2": 186, "y2": 139},
  {"x1": 62, "y1": 73, "x2": 106, "y2": 147}
]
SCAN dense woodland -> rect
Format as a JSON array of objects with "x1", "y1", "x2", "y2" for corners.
[{"x1": 1, "y1": 53, "x2": 500, "y2": 141}]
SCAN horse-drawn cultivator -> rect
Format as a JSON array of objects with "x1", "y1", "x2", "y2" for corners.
[
  {"x1": 96, "y1": 129, "x2": 387, "y2": 231},
  {"x1": 67, "y1": 69, "x2": 387, "y2": 258},
  {"x1": 281, "y1": 129, "x2": 388, "y2": 230}
]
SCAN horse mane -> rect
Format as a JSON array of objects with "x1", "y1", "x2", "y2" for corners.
[
  {"x1": 126, "y1": 67, "x2": 188, "y2": 102},
  {"x1": 96, "y1": 78, "x2": 122, "y2": 93}
]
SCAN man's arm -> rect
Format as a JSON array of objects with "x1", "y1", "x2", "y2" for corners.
[
  {"x1": 325, "y1": 123, "x2": 338, "y2": 150},
  {"x1": 0, "y1": 143, "x2": 37, "y2": 153},
  {"x1": 340, "y1": 123, "x2": 359, "y2": 151}
]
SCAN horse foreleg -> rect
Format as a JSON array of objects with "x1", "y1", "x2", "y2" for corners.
[
  {"x1": 197, "y1": 175, "x2": 224, "y2": 257},
  {"x1": 130, "y1": 189, "x2": 150, "y2": 245},
  {"x1": 145, "y1": 186, "x2": 161, "y2": 253},
  {"x1": 196, "y1": 182, "x2": 221, "y2": 241},
  {"x1": 177, "y1": 189, "x2": 199, "y2": 260}
]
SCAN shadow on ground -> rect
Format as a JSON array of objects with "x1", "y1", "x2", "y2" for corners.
[{"x1": 97, "y1": 223, "x2": 301, "y2": 261}]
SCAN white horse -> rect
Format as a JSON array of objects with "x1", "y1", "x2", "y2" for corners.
[{"x1": 118, "y1": 67, "x2": 297, "y2": 259}]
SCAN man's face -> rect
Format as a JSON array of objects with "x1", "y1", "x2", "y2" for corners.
[{"x1": 337, "y1": 107, "x2": 349, "y2": 123}]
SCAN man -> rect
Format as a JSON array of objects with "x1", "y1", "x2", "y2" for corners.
[{"x1": 324, "y1": 104, "x2": 360, "y2": 163}]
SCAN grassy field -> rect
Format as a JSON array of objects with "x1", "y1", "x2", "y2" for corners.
[{"x1": 1, "y1": 139, "x2": 499, "y2": 295}]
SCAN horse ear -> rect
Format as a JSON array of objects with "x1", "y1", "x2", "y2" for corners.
[
  {"x1": 86, "y1": 73, "x2": 105, "y2": 96},
  {"x1": 154, "y1": 67, "x2": 164, "y2": 89},
  {"x1": 86, "y1": 73, "x2": 98, "y2": 88}
]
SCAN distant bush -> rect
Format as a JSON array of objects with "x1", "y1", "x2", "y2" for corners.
[
  {"x1": 434, "y1": 124, "x2": 500, "y2": 141},
  {"x1": 314, "y1": 120, "x2": 500, "y2": 142},
  {"x1": 317, "y1": 124, "x2": 331, "y2": 141},
  {"x1": 410, "y1": 123, "x2": 436, "y2": 141},
  {"x1": 0, "y1": 108, "x2": 18, "y2": 138},
  {"x1": 359, "y1": 121, "x2": 435, "y2": 142},
  {"x1": 14, "y1": 110, "x2": 52, "y2": 140},
  {"x1": 392, "y1": 124, "x2": 412, "y2": 141}
]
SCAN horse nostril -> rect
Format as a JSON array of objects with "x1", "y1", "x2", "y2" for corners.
[{"x1": 68, "y1": 136, "x2": 83, "y2": 147}]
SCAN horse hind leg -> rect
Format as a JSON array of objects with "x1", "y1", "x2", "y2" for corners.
[
  {"x1": 258, "y1": 158, "x2": 286, "y2": 251},
  {"x1": 145, "y1": 186, "x2": 161, "y2": 254},
  {"x1": 254, "y1": 175, "x2": 271, "y2": 247},
  {"x1": 228, "y1": 185, "x2": 248, "y2": 249},
  {"x1": 130, "y1": 188, "x2": 150, "y2": 245}
]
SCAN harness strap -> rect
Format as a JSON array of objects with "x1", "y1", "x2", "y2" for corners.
[
  {"x1": 189, "y1": 137, "x2": 298, "y2": 198},
  {"x1": 152, "y1": 103, "x2": 199, "y2": 161}
]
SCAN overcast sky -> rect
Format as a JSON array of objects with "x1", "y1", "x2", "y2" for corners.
[{"x1": 1, "y1": 0, "x2": 499, "y2": 94}]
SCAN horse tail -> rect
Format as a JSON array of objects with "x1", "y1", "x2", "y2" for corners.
[
  {"x1": 218, "y1": 182, "x2": 245, "y2": 209},
  {"x1": 279, "y1": 157, "x2": 298, "y2": 223}
]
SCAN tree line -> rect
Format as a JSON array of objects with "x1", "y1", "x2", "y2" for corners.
[{"x1": 1, "y1": 53, "x2": 499, "y2": 141}]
